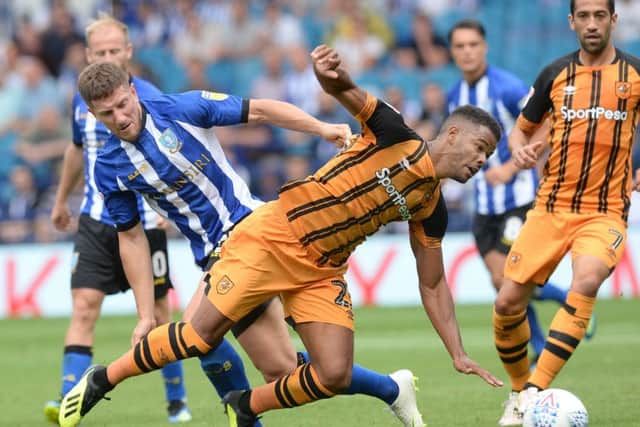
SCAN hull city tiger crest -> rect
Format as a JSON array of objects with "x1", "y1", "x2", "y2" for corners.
[
  {"x1": 217, "y1": 275, "x2": 234, "y2": 295},
  {"x1": 159, "y1": 128, "x2": 183, "y2": 153},
  {"x1": 615, "y1": 81, "x2": 632, "y2": 99}
]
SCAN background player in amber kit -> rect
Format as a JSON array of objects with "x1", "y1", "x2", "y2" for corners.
[
  {"x1": 494, "y1": 0, "x2": 640, "y2": 425},
  {"x1": 58, "y1": 45, "x2": 503, "y2": 427}
]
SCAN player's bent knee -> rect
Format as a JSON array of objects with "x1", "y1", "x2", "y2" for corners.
[
  {"x1": 314, "y1": 364, "x2": 352, "y2": 393},
  {"x1": 494, "y1": 295, "x2": 527, "y2": 315},
  {"x1": 257, "y1": 352, "x2": 298, "y2": 382}
]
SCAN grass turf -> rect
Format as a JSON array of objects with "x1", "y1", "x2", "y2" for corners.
[{"x1": 2, "y1": 298, "x2": 638, "y2": 426}]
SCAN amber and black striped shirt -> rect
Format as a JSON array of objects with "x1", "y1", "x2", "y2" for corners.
[
  {"x1": 278, "y1": 93, "x2": 446, "y2": 267},
  {"x1": 517, "y1": 49, "x2": 640, "y2": 221}
]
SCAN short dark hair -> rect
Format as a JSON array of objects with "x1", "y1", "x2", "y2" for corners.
[
  {"x1": 78, "y1": 62, "x2": 129, "y2": 106},
  {"x1": 448, "y1": 19, "x2": 486, "y2": 44},
  {"x1": 445, "y1": 105, "x2": 502, "y2": 143},
  {"x1": 570, "y1": 0, "x2": 615, "y2": 15}
]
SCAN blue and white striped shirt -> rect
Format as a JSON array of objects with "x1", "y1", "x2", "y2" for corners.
[
  {"x1": 447, "y1": 66, "x2": 538, "y2": 215},
  {"x1": 72, "y1": 76, "x2": 161, "y2": 228},
  {"x1": 95, "y1": 90, "x2": 263, "y2": 268}
]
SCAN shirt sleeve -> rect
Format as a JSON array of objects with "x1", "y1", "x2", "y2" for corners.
[
  {"x1": 357, "y1": 92, "x2": 422, "y2": 147},
  {"x1": 153, "y1": 91, "x2": 249, "y2": 129},
  {"x1": 94, "y1": 153, "x2": 140, "y2": 231},
  {"x1": 517, "y1": 64, "x2": 556, "y2": 133},
  {"x1": 502, "y1": 78, "x2": 530, "y2": 119},
  {"x1": 408, "y1": 191, "x2": 447, "y2": 249}
]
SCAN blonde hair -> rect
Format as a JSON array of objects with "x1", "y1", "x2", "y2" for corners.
[{"x1": 85, "y1": 12, "x2": 129, "y2": 43}]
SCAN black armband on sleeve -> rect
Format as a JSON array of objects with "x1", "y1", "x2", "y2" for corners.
[
  {"x1": 240, "y1": 99, "x2": 250, "y2": 123},
  {"x1": 116, "y1": 216, "x2": 141, "y2": 232},
  {"x1": 421, "y1": 195, "x2": 448, "y2": 239},
  {"x1": 366, "y1": 100, "x2": 422, "y2": 147}
]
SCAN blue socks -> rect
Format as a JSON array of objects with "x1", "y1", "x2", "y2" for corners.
[
  {"x1": 161, "y1": 361, "x2": 187, "y2": 402},
  {"x1": 200, "y1": 338, "x2": 262, "y2": 427},
  {"x1": 199, "y1": 338, "x2": 251, "y2": 397},
  {"x1": 535, "y1": 282, "x2": 568, "y2": 304},
  {"x1": 526, "y1": 304, "x2": 546, "y2": 358},
  {"x1": 61, "y1": 345, "x2": 93, "y2": 396},
  {"x1": 298, "y1": 351, "x2": 399, "y2": 404}
]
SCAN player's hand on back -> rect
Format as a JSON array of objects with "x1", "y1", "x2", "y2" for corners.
[
  {"x1": 311, "y1": 45, "x2": 342, "y2": 79},
  {"x1": 453, "y1": 354, "x2": 504, "y2": 387},
  {"x1": 51, "y1": 201, "x2": 73, "y2": 231}
]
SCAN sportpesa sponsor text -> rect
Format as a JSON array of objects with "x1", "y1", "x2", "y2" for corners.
[
  {"x1": 560, "y1": 106, "x2": 628, "y2": 121},
  {"x1": 375, "y1": 168, "x2": 412, "y2": 221}
]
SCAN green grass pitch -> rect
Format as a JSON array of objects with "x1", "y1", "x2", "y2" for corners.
[{"x1": 2, "y1": 298, "x2": 638, "y2": 426}]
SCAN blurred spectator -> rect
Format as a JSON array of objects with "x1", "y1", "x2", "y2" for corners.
[
  {"x1": 57, "y1": 40, "x2": 86, "y2": 105},
  {"x1": 251, "y1": 46, "x2": 287, "y2": 100},
  {"x1": 614, "y1": 0, "x2": 640, "y2": 44},
  {"x1": 263, "y1": 1, "x2": 305, "y2": 49},
  {"x1": 14, "y1": 56, "x2": 63, "y2": 122},
  {"x1": 0, "y1": 165, "x2": 39, "y2": 243},
  {"x1": 419, "y1": 82, "x2": 447, "y2": 130},
  {"x1": 283, "y1": 146, "x2": 312, "y2": 182},
  {"x1": 12, "y1": 14, "x2": 42, "y2": 57},
  {"x1": 328, "y1": 0, "x2": 394, "y2": 48},
  {"x1": 38, "y1": 2, "x2": 83, "y2": 77},
  {"x1": 14, "y1": 105, "x2": 69, "y2": 187},
  {"x1": 384, "y1": 85, "x2": 422, "y2": 127},
  {"x1": 217, "y1": 1, "x2": 268, "y2": 60},
  {"x1": 254, "y1": 154, "x2": 284, "y2": 201},
  {"x1": 196, "y1": 0, "x2": 232, "y2": 25},
  {"x1": 327, "y1": 0, "x2": 390, "y2": 76},
  {"x1": 171, "y1": 10, "x2": 221, "y2": 64},
  {"x1": 181, "y1": 58, "x2": 210, "y2": 91},
  {"x1": 130, "y1": 1, "x2": 169, "y2": 47},
  {"x1": 404, "y1": 13, "x2": 450, "y2": 69},
  {"x1": 284, "y1": 44, "x2": 322, "y2": 115}
]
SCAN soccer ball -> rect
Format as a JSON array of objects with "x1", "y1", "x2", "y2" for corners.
[{"x1": 523, "y1": 388, "x2": 589, "y2": 427}]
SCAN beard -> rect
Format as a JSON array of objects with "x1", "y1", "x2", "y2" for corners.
[{"x1": 579, "y1": 29, "x2": 611, "y2": 55}]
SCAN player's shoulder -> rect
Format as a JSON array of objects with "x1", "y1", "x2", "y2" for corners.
[
  {"x1": 72, "y1": 91, "x2": 88, "y2": 111},
  {"x1": 537, "y1": 51, "x2": 577, "y2": 82},
  {"x1": 131, "y1": 76, "x2": 162, "y2": 98},
  {"x1": 487, "y1": 65, "x2": 524, "y2": 86},
  {"x1": 486, "y1": 65, "x2": 528, "y2": 95},
  {"x1": 616, "y1": 48, "x2": 640, "y2": 75},
  {"x1": 97, "y1": 136, "x2": 124, "y2": 166}
]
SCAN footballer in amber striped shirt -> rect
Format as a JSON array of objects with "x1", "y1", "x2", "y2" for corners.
[{"x1": 496, "y1": 1, "x2": 640, "y2": 425}]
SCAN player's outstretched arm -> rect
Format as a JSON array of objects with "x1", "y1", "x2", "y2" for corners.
[
  {"x1": 409, "y1": 232, "x2": 503, "y2": 388},
  {"x1": 310, "y1": 44, "x2": 367, "y2": 117},
  {"x1": 248, "y1": 98, "x2": 351, "y2": 149},
  {"x1": 118, "y1": 223, "x2": 156, "y2": 345}
]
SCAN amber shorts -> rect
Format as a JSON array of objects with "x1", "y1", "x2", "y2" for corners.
[
  {"x1": 205, "y1": 201, "x2": 354, "y2": 330},
  {"x1": 504, "y1": 209, "x2": 626, "y2": 285}
]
